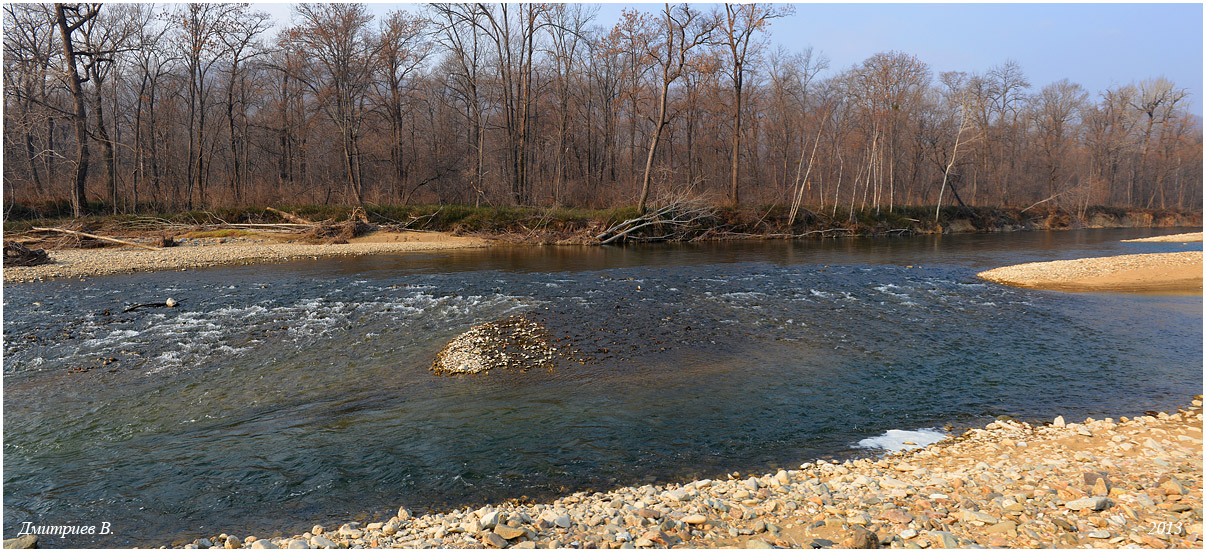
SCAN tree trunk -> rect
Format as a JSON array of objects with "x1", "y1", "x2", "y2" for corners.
[{"x1": 55, "y1": 3, "x2": 91, "y2": 218}]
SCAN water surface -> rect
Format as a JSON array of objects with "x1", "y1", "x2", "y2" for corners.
[{"x1": 3, "y1": 228, "x2": 1201, "y2": 547}]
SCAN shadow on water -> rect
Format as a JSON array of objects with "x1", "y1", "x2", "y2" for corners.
[{"x1": 3, "y1": 228, "x2": 1201, "y2": 547}]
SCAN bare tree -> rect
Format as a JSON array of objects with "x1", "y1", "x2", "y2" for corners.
[
  {"x1": 637, "y1": 3, "x2": 717, "y2": 214},
  {"x1": 54, "y1": 3, "x2": 99, "y2": 217},
  {"x1": 286, "y1": 3, "x2": 380, "y2": 205},
  {"x1": 720, "y1": 3, "x2": 791, "y2": 206}
]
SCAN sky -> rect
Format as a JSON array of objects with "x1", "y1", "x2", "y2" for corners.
[{"x1": 254, "y1": 2, "x2": 1204, "y2": 116}]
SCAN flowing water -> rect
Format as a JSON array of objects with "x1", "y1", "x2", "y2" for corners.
[{"x1": 3, "y1": 228, "x2": 1201, "y2": 547}]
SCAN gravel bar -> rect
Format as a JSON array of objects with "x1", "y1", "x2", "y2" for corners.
[
  {"x1": 2, "y1": 234, "x2": 488, "y2": 283},
  {"x1": 174, "y1": 402, "x2": 1203, "y2": 550}
]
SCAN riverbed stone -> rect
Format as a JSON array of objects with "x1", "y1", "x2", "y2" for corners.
[
  {"x1": 494, "y1": 524, "x2": 526, "y2": 540},
  {"x1": 1066, "y1": 496, "x2": 1112, "y2": 511},
  {"x1": 481, "y1": 532, "x2": 509, "y2": 548},
  {"x1": 309, "y1": 536, "x2": 336, "y2": 548}
]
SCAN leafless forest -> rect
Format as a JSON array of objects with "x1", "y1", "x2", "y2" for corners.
[{"x1": 4, "y1": 3, "x2": 1202, "y2": 219}]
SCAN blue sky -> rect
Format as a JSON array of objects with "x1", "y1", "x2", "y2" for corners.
[{"x1": 255, "y1": 2, "x2": 1204, "y2": 115}]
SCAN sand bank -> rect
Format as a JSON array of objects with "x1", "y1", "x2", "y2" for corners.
[
  {"x1": 2, "y1": 231, "x2": 488, "y2": 283},
  {"x1": 977, "y1": 251, "x2": 1203, "y2": 293},
  {"x1": 1122, "y1": 232, "x2": 1203, "y2": 243}
]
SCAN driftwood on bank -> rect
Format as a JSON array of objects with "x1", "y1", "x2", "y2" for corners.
[
  {"x1": 265, "y1": 207, "x2": 315, "y2": 225},
  {"x1": 31, "y1": 227, "x2": 161, "y2": 251},
  {"x1": 3, "y1": 241, "x2": 51, "y2": 266},
  {"x1": 595, "y1": 200, "x2": 716, "y2": 245}
]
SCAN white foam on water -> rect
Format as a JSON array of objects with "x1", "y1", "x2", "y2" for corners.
[{"x1": 856, "y1": 428, "x2": 948, "y2": 453}]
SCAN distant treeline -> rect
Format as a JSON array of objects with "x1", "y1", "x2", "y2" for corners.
[{"x1": 4, "y1": 3, "x2": 1202, "y2": 218}]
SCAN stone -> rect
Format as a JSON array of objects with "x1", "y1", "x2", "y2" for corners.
[
  {"x1": 634, "y1": 508, "x2": 661, "y2": 519},
  {"x1": 382, "y1": 521, "x2": 400, "y2": 536},
  {"x1": 899, "y1": 529, "x2": 918, "y2": 540},
  {"x1": 745, "y1": 539, "x2": 774, "y2": 549},
  {"x1": 250, "y1": 541, "x2": 279, "y2": 550},
  {"x1": 1053, "y1": 416, "x2": 1065, "y2": 428},
  {"x1": 1087, "y1": 530, "x2": 1111, "y2": 539},
  {"x1": 848, "y1": 526, "x2": 880, "y2": 549},
  {"x1": 1052, "y1": 519, "x2": 1077, "y2": 532},
  {"x1": 682, "y1": 514, "x2": 708, "y2": 525},
  {"x1": 494, "y1": 524, "x2": 526, "y2": 540},
  {"x1": 286, "y1": 538, "x2": 309, "y2": 549},
  {"x1": 480, "y1": 511, "x2": 502, "y2": 529},
  {"x1": 985, "y1": 521, "x2": 1018, "y2": 537},
  {"x1": 881, "y1": 509, "x2": 913, "y2": 524},
  {"x1": 931, "y1": 531, "x2": 958, "y2": 548},
  {"x1": 481, "y1": 532, "x2": 509, "y2": 548},
  {"x1": 745, "y1": 477, "x2": 761, "y2": 491},
  {"x1": 310, "y1": 525, "x2": 324, "y2": 536},
  {"x1": 2, "y1": 535, "x2": 38, "y2": 549},
  {"x1": 1066, "y1": 496, "x2": 1112, "y2": 511},
  {"x1": 226, "y1": 536, "x2": 243, "y2": 549},
  {"x1": 310, "y1": 536, "x2": 336, "y2": 548},
  {"x1": 555, "y1": 515, "x2": 572, "y2": 528}
]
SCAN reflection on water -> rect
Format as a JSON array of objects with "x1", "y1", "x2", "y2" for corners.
[{"x1": 3, "y1": 228, "x2": 1201, "y2": 547}]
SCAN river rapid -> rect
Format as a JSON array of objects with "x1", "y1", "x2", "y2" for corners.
[{"x1": 3, "y1": 228, "x2": 1201, "y2": 547}]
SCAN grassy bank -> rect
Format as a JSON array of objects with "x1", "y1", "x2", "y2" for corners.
[{"x1": 4, "y1": 202, "x2": 1200, "y2": 244}]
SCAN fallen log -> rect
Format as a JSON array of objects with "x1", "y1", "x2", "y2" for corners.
[
  {"x1": 31, "y1": 227, "x2": 161, "y2": 251},
  {"x1": 3, "y1": 241, "x2": 51, "y2": 267},
  {"x1": 266, "y1": 207, "x2": 315, "y2": 225},
  {"x1": 123, "y1": 298, "x2": 178, "y2": 313}
]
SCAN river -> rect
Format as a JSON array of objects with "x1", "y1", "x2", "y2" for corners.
[{"x1": 3, "y1": 228, "x2": 1201, "y2": 547}]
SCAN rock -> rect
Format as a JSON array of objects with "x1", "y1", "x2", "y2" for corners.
[
  {"x1": 250, "y1": 541, "x2": 278, "y2": 550},
  {"x1": 481, "y1": 532, "x2": 509, "y2": 548},
  {"x1": 1052, "y1": 519, "x2": 1077, "y2": 532},
  {"x1": 931, "y1": 531, "x2": 958, "y2": 549},
  {"x1": 881, "y1": 509, "x2": 913, "y2": 524},
  {"x1": 848, "y1": 526, "x2": 879, "y2": 549},
  {"x1": 1087, "y1": 530, "x2": 1111, "y2": 539},
  {"x1": 745, "y1": 538, "x2": 774, "y2": 549},
  {"x1": 397, "y1": 507, "x2": 412, "y2": 521},
  {"x1": 310, "y1": 525, "x2": 324, "y2": 536},
  {"x1": 285, "y1": 538, "x2": 309, "y2": 549},
  {"x1": 744, "y1": 477, "x2": 760, "y2": 491},
  {"x1": 309, "y1": 536, "x2": 336, "y2": 548},
  {"x1": 494, "y1": 524, "x2": 526, "y2": 540},
  {"x1": 1066, "y1": 496, "x2": 1112, "y2": 511},
  {"x1": 899, "y1": 529, "x2": 917, "y2": 540},
  {"x1": 985, "y1": 520, "x2": 1018, "y2": 537},
  {"x1": 634, "y1": 508, "x2": 661, "y2": 519},
  {"x1": 382, "y1": 521, "x2": 400, "y2": 536},
  {"x1": 555, "y1": 515, "x2": 572, "y2": 528},
  {"x1": 480, "y1": 511, "x2": 502, "y2": 529},
  {"x1": 2, "y1": 535, "x2": 38, "y2": 549},
  {"x1": 682, "y1": 514, "x2": 708, "y2": 525},
  {"x1": 512, "y1": 542, "x2": 537, "y2": 549},
  {"x1": 226, "y1": 536, "x2": 243, "y2": 549},
  {"x1": 1053, "y1": 416, "x2": 1065, "y2": 428}
]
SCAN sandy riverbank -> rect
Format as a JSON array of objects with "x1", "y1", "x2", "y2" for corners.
[
  {"x1": 977, "y1": 251, "x2": 1203, "y2": 293},
  {"x1": 172, "y1": 401, "x2": 1202, "y2": 549},
  {"x1": 1122, "y1": 233, "x2": 1203, "y2": 243},
  {"x1": 2, "y1": 231, "x2": 488, "y2": 283}
]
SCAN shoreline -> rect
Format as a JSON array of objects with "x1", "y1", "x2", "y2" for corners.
[
  {"x1": 4, "y1": 226, "x2": 1202, "y2": 285},
  {"x1": 977, "y1": 251, "x2": 1203, "y2": 293},
  {"x1": 169, "y1": 401, "x2": 1203, "y2": 549},
  {"x1": 2, "y1": 231, "x2": 489, "y2": 283}
]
